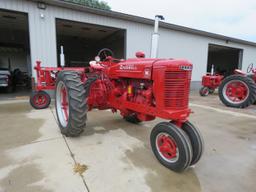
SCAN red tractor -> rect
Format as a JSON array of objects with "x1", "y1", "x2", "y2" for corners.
[
  {"x1": 30, "y1": 14, "x2": 203, "y2": 172},
  {"x1": 199, "y1": 65, "x2": 224, "y2": 96},
  {"x1": 47, "y1": 48, "x2": 203, "y2": 172},
  {"x1": 218, "y1": 63, "x2": 256, "y2": 108},
  {"x1": 29, "y1": 61, "x2": 85, "y2": 109},
  {"x1": 200, "y1": 73, "x2": 224, "y2": 96}
]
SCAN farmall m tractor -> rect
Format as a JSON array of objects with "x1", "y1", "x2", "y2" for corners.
[
  {"x1": 218, "y1": 63, "x2": 256, "y2": 108},
  {"x1": 31, "y1": 16, "x2": 204, "y2": 172},
  {"x1": 199, "y1": 65, "x2": 224, "y2": 96}
]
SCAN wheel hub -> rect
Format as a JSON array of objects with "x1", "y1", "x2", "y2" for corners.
[
  {"x1": 223, "y1": 80, "x2": 249, "y2": 104},
  {"x1": 33, "y1": 94, "x2": 47, "y2": 107},
  {"x1": 156, "y1": 133, "x2": 178, "y2": 162},
  {"x1": 61, "y1": 87, "x2": 69, "y2": 122},
  {"x1": 56, "y1": 81, "x2": 69, "y2": 127}
]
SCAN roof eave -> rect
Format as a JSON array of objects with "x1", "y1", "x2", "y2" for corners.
[{"x1": 30, "y1": 0, "x2": 256, "y2": 47}]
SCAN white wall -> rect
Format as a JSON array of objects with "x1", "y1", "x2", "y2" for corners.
[{"x1": 0, "y1": 0, "x2": 256, "y2": 82}]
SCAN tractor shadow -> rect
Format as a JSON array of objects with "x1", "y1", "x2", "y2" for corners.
[{"x1": 80, "y1": 110, "x2": 202, "y2": 192}]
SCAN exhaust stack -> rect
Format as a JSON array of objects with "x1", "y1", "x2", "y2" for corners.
[
  {"x1": 150, "y1": 15, "x2": 165, "y2": 58},
  {"x1": 60, "y1": 46, "x2": 65, "y2": 68},
  {"x1": 211, "y1": 64, "x2": 215, "y2": 75}
]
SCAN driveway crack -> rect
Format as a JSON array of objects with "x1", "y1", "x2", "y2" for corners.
[{"x1": 50, "y1": 106, "x2": 90, "y2": 192}]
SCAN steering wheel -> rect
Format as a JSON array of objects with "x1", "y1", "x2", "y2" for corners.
[
  {"x1": 247, "y1": 63, "x2": 254, "y2": 73},
  {"x1": 97, "y1": 48, "x2": 114, "y2": 61}
]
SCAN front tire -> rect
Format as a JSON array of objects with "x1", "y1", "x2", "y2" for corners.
[
  {"x1": 150, "y1": 122, "x2": 192, "y2": 172},
  {"x1": 55, "y1": 71, "x2": 87, "y2": 137},
  {"x1": 182, "y1": 121, "x2": 204, "y2": 165},
  {"x1": 199, "y1": 87, "x2": 209, "y2": 96},
  {"x1": 30, "y1": 91, "x2": 51, "y2": 109},
  {"x1": 218, "y1": 75, "x2": 256, "y2": 108}
]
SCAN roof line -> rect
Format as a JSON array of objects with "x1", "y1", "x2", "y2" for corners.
[{"x1": 31, "y1": 0, "x2": 256, "y2": 47}]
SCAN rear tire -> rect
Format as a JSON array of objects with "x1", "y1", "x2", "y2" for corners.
[
  {"x1": 181, "y1": 121, "x2": 204, "y2": 165},
  {"x1": 55, "y1": 71, "x2": 87, "y2": 137},
  {"x1": 199, "y1": 87, "x2": 209, "y2": 96},
  {"x1": 30, "y1": 91, "x2": 51, "y2": 109},
  {"x1": 150, "y1": 122, "x2": 192, "y2": 172},
  {"x1": 218, "y1": 75, "x2": 256, "y2": 108},
  {"x1": 124, "y1": 114, "x2": 141, "y2": 124}
]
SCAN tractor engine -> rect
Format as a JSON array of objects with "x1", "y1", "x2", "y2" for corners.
[{"x1": 104, "y1": 58, "x2": 193, "y2": 122}]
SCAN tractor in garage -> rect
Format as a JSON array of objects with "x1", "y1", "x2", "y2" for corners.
[
  {"x1": 51, "y1": 48, "x2": 204, "y2": 172},
  {"x1": 200, "y1": 65, "x2": 224, "y2": 96},
  {"x1": 218, "y1": 63, "x2": 256, "y2": 108}
]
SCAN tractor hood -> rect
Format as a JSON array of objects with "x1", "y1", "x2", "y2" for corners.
[{"x1": 107, "y1": 58, "x2": 192, "y2": 79}]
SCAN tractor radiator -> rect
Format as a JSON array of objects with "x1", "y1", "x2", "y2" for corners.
[{"x1": 164, "y1": 71, "x2": 191, "y2": 110}]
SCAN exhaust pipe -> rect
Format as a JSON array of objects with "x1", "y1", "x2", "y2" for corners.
[
  {"x1": 60, "y1": 45, "x2": 65, "y2": 68},
  {"x1": 150, "y1": 15, "x2": 165, "y2": 58}
]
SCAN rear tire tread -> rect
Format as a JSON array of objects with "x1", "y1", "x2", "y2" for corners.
[{"x1": 56, "y1": 71, "x2": 87, "y2": 137}]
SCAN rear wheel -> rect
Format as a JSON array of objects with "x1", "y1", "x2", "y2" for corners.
[
  {"x1": 181, "y1": 121, "x2": 204, "y2": 165},
  {"x1": 55, "y1": 71, "x2": 87, "y2": 137},
  {"x1": 219, "y1": 75, "x2": 256, "y2": 108},
  {"x1": 30, "y1": 91, "x2": 51, "y2": 109},
  {"x1": 199, "y1": 87, "x2": 209, "y2": 96},
  {"x1": 150, "y1": 122, "x2": 192, "y2": 172}
]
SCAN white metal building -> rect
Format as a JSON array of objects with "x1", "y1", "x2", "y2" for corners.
[{"x1": 0, "y1": 0, "x2": 256, "y2": 89}]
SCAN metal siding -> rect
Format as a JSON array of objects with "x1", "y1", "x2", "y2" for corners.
[
  {"x1": 158, "y1": 28, "x2": 256, "y2": 81},
  {"x1": 0, "y1": 0, "x2": 256, "y2": 81}
]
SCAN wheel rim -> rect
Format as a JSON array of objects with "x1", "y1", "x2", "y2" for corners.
[
  {"x1": 222, "y1": 80, "x2": 249, "y2": 104},
  {"x1": 33, "y1": 93, "x2": 47, "y2": 107},
  {"x1": 56, "y1": 81, "x2": 69, "y2": 127},
  {"x1": 156, "y1": 133, "x2": 179, "y2": 163}
]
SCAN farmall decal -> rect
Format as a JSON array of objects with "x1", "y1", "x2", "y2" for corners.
[
  {"x1": 119, "y1": 64, "x2": 137, "y2": 70},
  {"x1": 180, "y1": 65, "x2": 193, "y2": 71}
]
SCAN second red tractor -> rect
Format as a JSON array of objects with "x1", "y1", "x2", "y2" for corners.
[{"x1": 200, "y1": 73, "x2": 224, "y2": 96}]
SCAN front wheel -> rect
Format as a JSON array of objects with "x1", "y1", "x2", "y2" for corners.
[
  {"x1": 30, "y1": 91, "x2": 51, "y2": 109},
  {"x1": 218, "y1": 75, "x2": 256, "y2": 108},
  {"x1": 199, "y1": 87, "x2": 209, "y2": 96},
  {"x1": 55, "y1": 71, "x2": 87, "y2": 137},
  {"x1": 181, "y1": 121, "x2": 204, "y2": 165},
  {"x1": 150, "y1": 122, "x2": 192, "y2": 172}
]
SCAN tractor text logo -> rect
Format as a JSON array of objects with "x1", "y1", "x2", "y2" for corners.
[
  {"x1": 119, "y1": 64, "x2": 137, "y2": 70},
  {"x1": 180, "y1": 65, "x2": 193, "y2": 71}
]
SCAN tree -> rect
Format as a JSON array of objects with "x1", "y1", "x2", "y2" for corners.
[{"x1": 63, "y1": 0, "x2": 111, "y2": 10}]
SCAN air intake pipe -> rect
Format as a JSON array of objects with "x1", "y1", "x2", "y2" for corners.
[{"x1": 150, "y1": 15, "x2": 165, "y2": 58}]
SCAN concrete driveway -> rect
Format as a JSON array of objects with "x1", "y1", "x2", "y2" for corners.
[{"x1": 0, "y1": 94, "x2": 256, "y2": 192}]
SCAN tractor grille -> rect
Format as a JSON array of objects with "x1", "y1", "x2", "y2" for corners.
[{"x1": 164, "y1": 71, "x2": 191, "y2": 109}]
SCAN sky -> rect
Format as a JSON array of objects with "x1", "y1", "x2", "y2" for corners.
[{"x1": 106, "y1": 0, "x2": 256, "y2": 42}]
